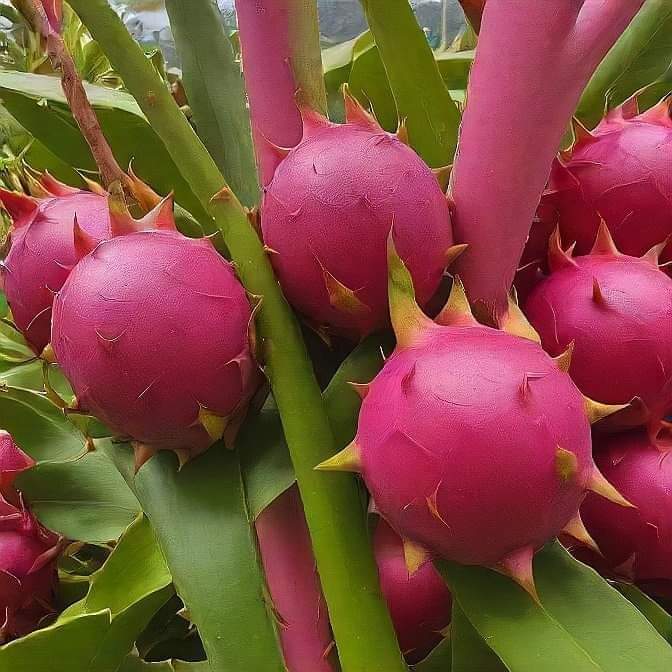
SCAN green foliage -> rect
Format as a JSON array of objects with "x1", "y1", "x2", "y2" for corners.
[
  {"x1": 440, "y1": 542, "x2": 672, "y2": 671},
  {"x1": 0, "y1": 71, "x2": 208, "y2": 237},
  {"x1": 0, "y1": 516, "x2": 172, "y2": 671},
  {"x1": 107, "y1": 442, "x2": 286, "y2": 671},
  {"x1": 165, "y1": 0, "x2": 259, "y2": 206},
  {"x1": 578, "y1": 0, "x2": 672, "y2": 127}
]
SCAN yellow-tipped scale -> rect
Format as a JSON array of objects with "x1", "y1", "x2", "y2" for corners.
[
  {"x1": 315, "y1": 441, "x2": 362, "y2": 473},
  {"x1": 435, "y1": 276, "x2": 477, "y2": 327}
]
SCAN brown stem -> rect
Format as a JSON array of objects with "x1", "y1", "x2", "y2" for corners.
[{"x1": 16, "y1": 0, "x2": 128, "y2": 189}]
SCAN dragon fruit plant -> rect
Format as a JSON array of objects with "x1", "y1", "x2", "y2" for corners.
[
  {"x1": 0, "y1": 432, "x2": 61, "y2": 643},
  {"x1": 4, "y1": 0, "x2": 672, "y2": 670}
]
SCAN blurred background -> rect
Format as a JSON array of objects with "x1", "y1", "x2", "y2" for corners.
[{"x1": 103, "y1": 0, "x2": 466, "y2": 66}]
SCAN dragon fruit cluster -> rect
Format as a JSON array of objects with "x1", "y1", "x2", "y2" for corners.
[{"x1": 0, "y1": 431, "x2": 61, "y2": 642}]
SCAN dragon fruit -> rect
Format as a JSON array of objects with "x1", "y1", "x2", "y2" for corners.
[
  {"x1": 0, "y1": 175, "x2": 110, "y2": 355},
  {"x1": 261, "y1": 90, "x2": 454, "y2": 339},
  {"x1": 524, "y1": 224, "x2": 672, "y2": 437},
  {"x1": 318, "y1": 241, "x2": 630, "y2": 597},
  {"x1": 51, "y1": 194, "x2": 257, "y2": 468},
  {"x1": 579, "y1": 429, "x2": 672, "y2": 598},
  {"x1": 0, "y1": 432, "x2": 61, "y2": 642},
  {"x1": 521, "y1": 97, "x2": 672, "y2": 295},
  {"x1": 373, "y1": 518, "x2": 451, "y2": 663}
]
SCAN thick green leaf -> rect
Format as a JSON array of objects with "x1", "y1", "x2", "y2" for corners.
[
  {"x1": 534, "y1": 543, "x2": 672, "y2": 671},
  {"x1": 578, "y1": 0, "x2": 672, "y2": 127},
  {"x1": 17, "y1": 450, "x2": 140, "y2": 542},
  {"x1": 59, "y1": 515, "x2": 173, "y2": 672},
  {"x1": 413, "y1": 636, "x2": 452, "y2": 672},
  {"x1": 618, "y1": 583, "x2": 672, "y2": 643},
  {"x1": 0, "y1": 70, "x2": 210, "y2": 235},
  {"x1": 119, "y1": 659, "x2": 209, "y2": 672},
  {"x1": 323, "y1": 32, "x2": 471, "y2": 129},
  {"x1": 441, "y1": 560, "x2": 602, "y2": 672},
  {"x1": 0, "y1": 611, "x2": 112, "y2": 671},
  {"x1": 450, "y1": 603, "x2": 505, "y2": 672},
  {"x1": 358, "y1": 0, "x2": 461, "y2": 166},
  {"x1": 0, "y1": 385, "x2": 85, "y2": 461},
  {"x1": 107, "y1": 441, "x2": 285, "y2": 672},
  {"x1": 441, "y1": 542, "x2": 672, "y2": 671},
  {"x1": 165, "y1": 0, "x2": 259, "y2": 207}
]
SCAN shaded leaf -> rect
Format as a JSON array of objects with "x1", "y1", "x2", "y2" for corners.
[
  {"x1": 450, "y1": 602, "x2": 505, "y2": 672},
  {"x1": 617, "y1": 583, "x2": 672, "y2": 643},
  {"x1": 17, "y1": 450, "x2": 140, "y2": 542},
  {"x1": 106, "y1": 441, "x2": 285, "y2": 671},
  {"x1": 0, "y1": 384, "x2": 85, "y2": 461},
  {"x1": 413, "y1": 635, "x2": 452, "y2": 672}
]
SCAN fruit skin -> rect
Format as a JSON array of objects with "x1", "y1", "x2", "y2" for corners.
[
  {"x1": 373, "y1": 519, "x2": 451, "y2": 664},
  {"x1": 0, "y1": 183, "x2": 110, "y2": 354},
  {"x1": 0, "y1": 432, "x2": 61, "y2": 642},
  {"x1": 51, "y1": 198, "x2": 257, "y2": 463},
  {"x1": 580, "y1": 430, "x2": 672, "y2": 598},
  {"x1": 255, "y1": 486, "x2": 334, "y2": 672},
  {"x1": 318, "y1": 242, "x2": 629, "y2": 595},
  {"x1": 523, "y1": 226, "x2": 672, "y2": 435},
  {"x1": 261, "y1": 101, "x2": 452, "y2": 339},
  {"x1": 521, "y1": 98, "x2": 672, "y2": 298},
  {"x1": 356, "y1": 324, "x2": 593, "y2": 568}
]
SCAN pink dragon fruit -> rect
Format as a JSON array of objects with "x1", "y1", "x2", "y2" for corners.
[
  {"x1": 524, "y1": 224, "x2": 672, "y2": 437},
  {"x1": 579, "y1": 429, "x2": 672, "y2": 598},
  {"x1": 0, "y1": 175, "x2": 110, "y2": 355},
  {"x1": 51, "y1": 194, "x2": 257, "y2": 469},
  {"x1": 0, "y1": 431, "x2": 61, "y2": 642},
  {"x1": 520, "y1": 97, "x2": 672, "y2": 297},
  {"x1": 261, "y1": 90, "x2": 454, "y2": 339},
  {"x1": 373, "y1": 518, "x2": 451, "y2": 663},
  {"x1": 318, "y1": 241, "x2": 629, "y2": 597}
]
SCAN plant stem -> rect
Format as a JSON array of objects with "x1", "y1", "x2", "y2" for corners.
[
  {"x1": 67, "y1": 2, "x2": 406, "y2": 669},
  {"x1": 450, "y1": 0, "x2": 645, "y2": 322}
]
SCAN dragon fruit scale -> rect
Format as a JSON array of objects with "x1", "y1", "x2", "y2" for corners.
[
  {"x1": 51, "y1": 193, "x2": 257, "y2": 469},
  {"x1": 318, "y1": 239, "x2": 631, "y2": 598},
  {"x1": 0, "y1": 174, "x2": 111, "y2": 355},
  {"x1": 524, "y1": 224, "x2": 672, "y2": 437},
  {"x1": 0, "y1": 432, "x2": 61, "y2": 642},
  {"x1": 520, "y1": 96, "x2": 672, "y2": 296},
  {"x1": 261, "y1": 89, "x2": 455, "y2": 340},
  {"x1": 579, "y1": 430, "x2": 672, "y2": 598},
  {"x1": 373, "y1": 518, "x2": 451, "y2": 664}
]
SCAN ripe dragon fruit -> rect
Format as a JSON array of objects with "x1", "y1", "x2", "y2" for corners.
[
  {"x1": 51, "y1": 194, "x2": 257, "y2": 469},
  {"x1": 318, "y1": 240, "x2": 630, "y2": 597},
  {"x1": 0, "y1": 431, "x2": 61, "y2": 642},
  {"x1": 524, "y1": 224, "x2": 672, "y2": 437},
  {"x1": 0, "y1": 175, "x2": 110, "y2": 355},
  {"x1": 373, "y1": 518, "x2": 451, "y2": 664},
  {"x1": 261, "y1": 90, "x2": 454, "y2": 339},
  {"x1": 579, "y1": 429, "x2": 672, "y2": 598},
  {"x1": 519, "y1": 97, "x2": 672, "y2": 298}
]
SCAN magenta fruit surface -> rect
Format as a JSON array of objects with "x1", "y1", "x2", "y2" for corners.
[
  {"x1": 1, "y1": 179, "x2": 110, "y2": 353},
  {"x1": 261, "y1": 97, "x2": 452, "y2": 339},
  {"x1": 51, "y1": 198, "x2": 257, "y2": 464},
  {"x1": 373, "y1": 518, "x2": 451, "y2": 663},
  {"x1": 524, "y1": 226, "x2": 672, "y2": 435}
]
